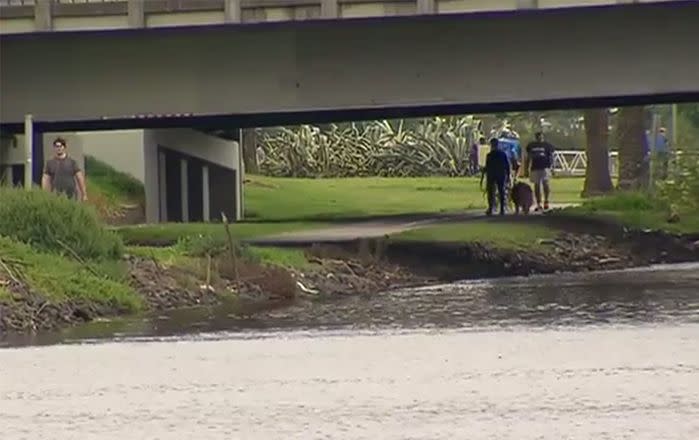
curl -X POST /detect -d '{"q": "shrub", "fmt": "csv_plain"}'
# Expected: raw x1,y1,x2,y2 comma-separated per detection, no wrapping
0,187,124,260
657,151,699,213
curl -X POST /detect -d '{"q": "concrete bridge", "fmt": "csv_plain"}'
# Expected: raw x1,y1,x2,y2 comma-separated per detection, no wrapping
0,0,680,34
1,0,697,131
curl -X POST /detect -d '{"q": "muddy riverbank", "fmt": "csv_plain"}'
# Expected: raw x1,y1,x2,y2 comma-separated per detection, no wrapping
2,216,699,335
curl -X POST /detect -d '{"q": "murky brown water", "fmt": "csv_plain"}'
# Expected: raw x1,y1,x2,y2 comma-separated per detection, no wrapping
2,263,699,439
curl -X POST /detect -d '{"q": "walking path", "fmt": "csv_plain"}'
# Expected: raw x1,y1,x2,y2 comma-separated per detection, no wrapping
248,204,577,245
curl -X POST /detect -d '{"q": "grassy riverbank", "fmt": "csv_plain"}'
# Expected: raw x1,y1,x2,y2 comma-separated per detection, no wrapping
3,159,699,335
558,192,699,235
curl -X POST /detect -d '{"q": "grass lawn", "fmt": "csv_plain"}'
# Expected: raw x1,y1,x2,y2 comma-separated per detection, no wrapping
392,220,557,250
559,192,699,235
243,175,584,221
115,221,327,245
85,156,145,219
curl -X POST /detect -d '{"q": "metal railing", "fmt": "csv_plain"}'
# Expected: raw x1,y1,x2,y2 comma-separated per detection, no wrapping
552,150,620,177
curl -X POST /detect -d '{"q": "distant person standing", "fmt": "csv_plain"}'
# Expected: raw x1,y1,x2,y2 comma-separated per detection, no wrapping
525,132,555,211
42,137,88,202
481,138,511,216
654,127,670,180
468,136,487,176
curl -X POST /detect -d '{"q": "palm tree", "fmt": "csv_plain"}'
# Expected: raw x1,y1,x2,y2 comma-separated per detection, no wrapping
582,108,613,197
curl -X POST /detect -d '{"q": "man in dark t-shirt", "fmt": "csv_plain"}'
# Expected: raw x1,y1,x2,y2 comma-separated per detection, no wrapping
525,132,555,211
42,137,88,202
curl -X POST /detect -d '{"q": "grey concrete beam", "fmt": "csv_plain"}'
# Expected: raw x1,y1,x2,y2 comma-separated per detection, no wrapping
517,0,538,8
320,0,338,18
34,0,52,31
127,0,145,28
416,0,436,15
2,2,698,124
225,0,242,23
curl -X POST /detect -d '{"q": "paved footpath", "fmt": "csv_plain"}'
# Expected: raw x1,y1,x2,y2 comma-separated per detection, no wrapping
248,204,576,245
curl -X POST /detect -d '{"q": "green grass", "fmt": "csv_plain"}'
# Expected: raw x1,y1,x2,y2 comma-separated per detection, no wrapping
0,285,10,300
244,175,584,221
0,187,124,260
246,246,310,269
85,155,145,220
127,244,310,270
115,222,327,245
392,220,558,250
561,192,699,234
0,236,142,312
85,155,144,203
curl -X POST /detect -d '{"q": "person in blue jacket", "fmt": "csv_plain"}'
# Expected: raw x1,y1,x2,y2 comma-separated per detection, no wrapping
481,138,511,216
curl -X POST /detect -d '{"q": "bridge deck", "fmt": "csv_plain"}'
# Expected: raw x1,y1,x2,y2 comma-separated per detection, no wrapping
0,0,683,34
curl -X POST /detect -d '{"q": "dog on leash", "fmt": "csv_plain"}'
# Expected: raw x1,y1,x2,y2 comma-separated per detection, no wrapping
510,180,534,215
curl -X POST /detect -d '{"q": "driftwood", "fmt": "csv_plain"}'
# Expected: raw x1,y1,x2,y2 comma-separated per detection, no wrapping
221,212,241,293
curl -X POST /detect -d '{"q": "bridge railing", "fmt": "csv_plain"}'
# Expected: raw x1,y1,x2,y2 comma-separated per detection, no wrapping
1,0,684,31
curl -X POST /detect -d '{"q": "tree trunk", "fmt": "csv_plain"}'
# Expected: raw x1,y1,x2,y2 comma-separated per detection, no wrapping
241,128,259,175
582,108,613,197
616,106,650,191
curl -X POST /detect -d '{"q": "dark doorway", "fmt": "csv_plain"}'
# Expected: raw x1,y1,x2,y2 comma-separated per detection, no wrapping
11,164,24,187
157,145,237,223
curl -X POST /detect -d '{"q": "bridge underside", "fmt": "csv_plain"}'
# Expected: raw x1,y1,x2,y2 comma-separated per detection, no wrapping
1,2,699,130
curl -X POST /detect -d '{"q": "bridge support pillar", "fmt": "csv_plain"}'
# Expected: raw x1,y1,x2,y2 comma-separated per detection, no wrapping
224,0,242,23
417,0,436,14
202,165,210,222
23,114,43,188
321,0,339,19
127,0,145,28
34,0,52,31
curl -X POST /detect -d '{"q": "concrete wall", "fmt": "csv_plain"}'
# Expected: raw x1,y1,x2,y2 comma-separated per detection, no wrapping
1,2,697,127
80,129,146,182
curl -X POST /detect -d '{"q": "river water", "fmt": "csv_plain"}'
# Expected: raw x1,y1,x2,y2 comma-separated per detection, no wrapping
2,263,699,439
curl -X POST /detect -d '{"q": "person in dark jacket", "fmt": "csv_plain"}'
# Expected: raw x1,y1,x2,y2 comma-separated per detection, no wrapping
481,138,511,216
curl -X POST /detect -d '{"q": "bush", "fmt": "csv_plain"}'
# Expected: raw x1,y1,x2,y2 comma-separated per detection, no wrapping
657,151,699,213
257,117,481,178
0,188,124,260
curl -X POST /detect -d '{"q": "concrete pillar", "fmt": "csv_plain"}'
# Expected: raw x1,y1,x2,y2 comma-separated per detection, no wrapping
6,166,14,187
235,136,243,221
127,0,145,28
517,0,538,8
224,0,242,23
34,0,52,31
24,115,34,190
24,114,43,187
202,165,210,222
321,0,339,19
180,158,189,222
416,0,436,14
158,151,167,222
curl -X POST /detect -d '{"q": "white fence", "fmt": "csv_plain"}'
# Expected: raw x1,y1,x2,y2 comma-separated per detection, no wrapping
552,150,690,178
552,150,619,177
